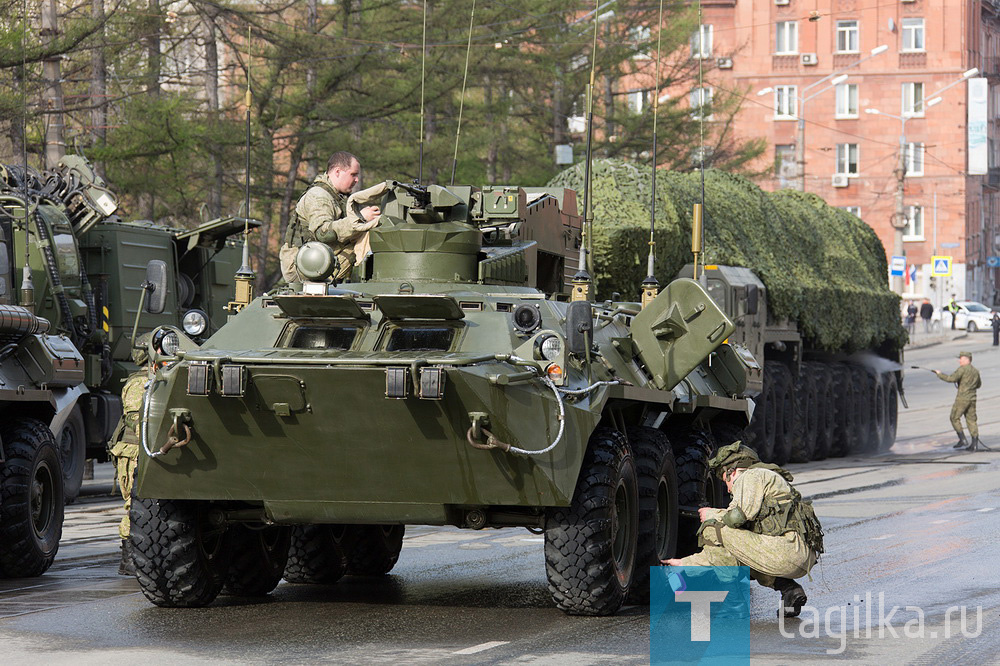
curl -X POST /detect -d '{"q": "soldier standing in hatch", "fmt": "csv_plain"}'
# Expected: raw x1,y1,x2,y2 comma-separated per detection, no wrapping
934,351,983,451
661,443,823,618
279,152,381,284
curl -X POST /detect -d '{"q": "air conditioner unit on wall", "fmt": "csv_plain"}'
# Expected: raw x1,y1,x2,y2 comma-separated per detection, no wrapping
775,0,790,5
717,57,733,69
901,0,915,3
832,174,850,188
801,53,818,66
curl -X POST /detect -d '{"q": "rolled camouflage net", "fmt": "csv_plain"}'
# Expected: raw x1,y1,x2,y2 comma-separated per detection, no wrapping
548,159,905,353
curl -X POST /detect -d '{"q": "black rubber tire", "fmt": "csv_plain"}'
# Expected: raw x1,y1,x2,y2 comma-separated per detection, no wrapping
674,429,726,557
748,370,776,461
808,362,836,461
0,418,64,578
284,524,350,584
57,406,86,504
829,363,856,457
544,428,638,616
223,524,291,596
850,365,877,454
768,363,794,465
344,525,405,576
626,426,678,605
130,498,232,607
789,368,817,463
880,374,899,452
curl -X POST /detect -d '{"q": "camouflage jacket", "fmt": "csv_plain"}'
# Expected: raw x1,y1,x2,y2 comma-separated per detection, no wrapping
937,364,981,400
725,467,824,554
286,174,353,249
112,370,148,449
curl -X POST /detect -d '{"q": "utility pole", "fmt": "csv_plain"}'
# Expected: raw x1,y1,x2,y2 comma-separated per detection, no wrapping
891,126,908,295
41,0,66,169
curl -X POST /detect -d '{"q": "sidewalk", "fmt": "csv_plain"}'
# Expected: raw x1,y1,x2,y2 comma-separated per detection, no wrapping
904,325,968,350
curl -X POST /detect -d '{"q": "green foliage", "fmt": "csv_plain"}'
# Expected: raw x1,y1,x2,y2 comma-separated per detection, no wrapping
549,159,905,353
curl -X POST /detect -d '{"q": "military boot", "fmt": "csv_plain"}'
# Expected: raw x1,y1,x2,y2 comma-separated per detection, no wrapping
118,539,135,576
773,578,807,618
952,432,968,449
965,436,982,452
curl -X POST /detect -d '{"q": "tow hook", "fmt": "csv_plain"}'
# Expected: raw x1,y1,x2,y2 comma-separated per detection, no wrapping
161,408,193,455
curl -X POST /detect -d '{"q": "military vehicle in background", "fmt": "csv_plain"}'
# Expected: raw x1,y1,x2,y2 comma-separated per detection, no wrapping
131,180,757,615
1,155,258,503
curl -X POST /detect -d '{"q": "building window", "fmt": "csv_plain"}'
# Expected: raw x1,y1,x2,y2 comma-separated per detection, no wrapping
776,21,798,54
901,18,925,52
630,25,651,59
842,206,861,218
835,83,858,118
690,87,713,119
836,20,859,53
836,143,859,175
774,85,797,119
691,24,713,59
905,142,925,176
904,204,924,240
902,82,924,116
627,90,648,114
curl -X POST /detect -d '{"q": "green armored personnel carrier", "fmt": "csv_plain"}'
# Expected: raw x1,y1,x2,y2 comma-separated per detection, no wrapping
132,181,758,615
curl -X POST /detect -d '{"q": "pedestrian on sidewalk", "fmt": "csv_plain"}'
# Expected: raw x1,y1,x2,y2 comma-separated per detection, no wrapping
905,300,918,336
920,298,934,334
992,312,999,346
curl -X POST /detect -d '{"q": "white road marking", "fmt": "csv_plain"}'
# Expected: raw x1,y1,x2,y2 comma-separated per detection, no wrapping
976,507,995,513
872,534,895,540
520,537,545,542
453,641,510,655
931,519,950,524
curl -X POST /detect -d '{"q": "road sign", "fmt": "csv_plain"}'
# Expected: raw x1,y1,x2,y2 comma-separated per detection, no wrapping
988,256,1000,268
931,255,953,277
890,255,906,277
940,242,960,249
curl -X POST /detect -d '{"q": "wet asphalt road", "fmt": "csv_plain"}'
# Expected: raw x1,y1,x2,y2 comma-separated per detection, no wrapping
1,336,998,664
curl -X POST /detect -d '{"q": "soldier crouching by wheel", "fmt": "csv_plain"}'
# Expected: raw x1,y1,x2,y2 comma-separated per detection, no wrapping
108,332,160,575
662,442,824,618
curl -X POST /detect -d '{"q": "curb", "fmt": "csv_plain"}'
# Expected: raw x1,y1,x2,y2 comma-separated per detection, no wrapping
905,332,968,351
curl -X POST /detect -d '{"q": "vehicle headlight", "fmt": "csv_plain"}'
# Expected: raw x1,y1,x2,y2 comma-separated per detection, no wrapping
537,334,563,361
159,331,180,357
182,309,208,336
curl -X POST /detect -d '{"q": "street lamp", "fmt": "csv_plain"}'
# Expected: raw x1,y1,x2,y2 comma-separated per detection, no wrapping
757,44,888,191
865,67,979,295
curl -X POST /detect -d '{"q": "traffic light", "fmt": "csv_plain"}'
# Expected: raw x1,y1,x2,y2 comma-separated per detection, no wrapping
929,276,937,290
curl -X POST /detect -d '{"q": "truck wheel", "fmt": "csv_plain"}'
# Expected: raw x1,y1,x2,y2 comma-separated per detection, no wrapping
675,429,726,557
344,525,405,576
545,428,637,616
284,524,350,584
749,371,776,461
57,406,86,504
850,366,876,454
0,418,64,578
626,427,678,604
763,364,793,464
130,498,231,607
788,369,817,463
223,524,291,596
806,362,835,461
829,364,855,457
879,374,899,452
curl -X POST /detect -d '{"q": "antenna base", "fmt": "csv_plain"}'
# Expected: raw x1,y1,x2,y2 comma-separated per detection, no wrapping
571,270,592,303
640,277,659,309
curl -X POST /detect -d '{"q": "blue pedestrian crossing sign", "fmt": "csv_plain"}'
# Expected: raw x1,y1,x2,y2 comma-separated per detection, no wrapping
931,255,952,277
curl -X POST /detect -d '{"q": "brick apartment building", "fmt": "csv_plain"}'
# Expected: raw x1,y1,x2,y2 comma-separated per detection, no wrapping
656,0,1000,308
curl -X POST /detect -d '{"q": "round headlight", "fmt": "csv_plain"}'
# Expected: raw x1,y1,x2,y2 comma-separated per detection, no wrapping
538,334,563,361
159,331,180,357
182,309,208,336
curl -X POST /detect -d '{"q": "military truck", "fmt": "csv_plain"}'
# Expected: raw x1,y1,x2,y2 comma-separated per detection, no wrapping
0,157,258,502
131,181,757,615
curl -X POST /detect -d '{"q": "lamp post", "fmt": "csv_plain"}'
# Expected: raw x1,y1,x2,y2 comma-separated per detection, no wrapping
758,44,888,191
865,67,979,295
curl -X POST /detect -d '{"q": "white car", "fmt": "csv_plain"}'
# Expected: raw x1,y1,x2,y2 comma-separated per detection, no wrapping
946,300,996,332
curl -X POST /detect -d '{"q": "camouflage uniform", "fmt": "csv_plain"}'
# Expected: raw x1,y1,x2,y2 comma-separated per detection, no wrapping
110,369,146,540
936,352,981,448
280,173,372,283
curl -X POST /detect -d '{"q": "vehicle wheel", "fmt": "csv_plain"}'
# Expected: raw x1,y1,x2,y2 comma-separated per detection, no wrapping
544,428,638,616
748,371,776,461
829,364,855,457
344,525,405,576
880,374,899,452
850,366,877,454
967,321,977,333
674,429,726,558
808,362,835,460
130,498,232,607
57,406,86,504
788,368,816,463
626,426,678,605
764,363,793,464
0,418,64,578
284,524,350,584
223,524,291,596
872,372,886,453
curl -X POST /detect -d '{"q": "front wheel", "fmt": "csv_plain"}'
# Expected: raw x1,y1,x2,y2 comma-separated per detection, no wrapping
627,427,678,604
967,321,978,333
57,406,86,504
130,498,232,607
0,418,64,577
545,428,638,616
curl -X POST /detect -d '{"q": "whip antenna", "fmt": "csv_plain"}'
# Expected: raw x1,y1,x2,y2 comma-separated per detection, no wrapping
692,0,707,282
450,0,476,186
571,1,601,303
227,26,255,314
18,0,34,312
641,0,666,309
417,0,427,184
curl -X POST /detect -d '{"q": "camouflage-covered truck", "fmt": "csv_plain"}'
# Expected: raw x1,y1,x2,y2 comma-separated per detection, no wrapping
0,156,258,502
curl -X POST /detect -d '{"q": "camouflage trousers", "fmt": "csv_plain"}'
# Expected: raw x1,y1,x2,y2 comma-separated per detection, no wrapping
110,440,139,539
950,397,978,438
675,525,816,588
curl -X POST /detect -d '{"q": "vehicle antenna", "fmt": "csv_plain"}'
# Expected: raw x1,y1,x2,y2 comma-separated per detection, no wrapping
641,0,666,310
571,1,601,303
417,0,427,184
692,0,706,283
227,26,255,315
18,0,34,313
450,0,476,186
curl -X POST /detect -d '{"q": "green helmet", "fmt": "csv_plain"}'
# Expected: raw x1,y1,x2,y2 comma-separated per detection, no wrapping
708,441,760,477
132,332,152,366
